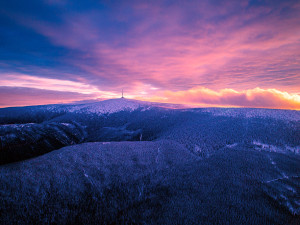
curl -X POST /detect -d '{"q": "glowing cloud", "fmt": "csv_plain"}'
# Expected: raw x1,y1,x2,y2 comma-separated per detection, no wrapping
0,73,118,98
149,87,300,110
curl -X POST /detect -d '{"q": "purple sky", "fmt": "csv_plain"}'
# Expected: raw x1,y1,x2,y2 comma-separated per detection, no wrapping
1,0,300,109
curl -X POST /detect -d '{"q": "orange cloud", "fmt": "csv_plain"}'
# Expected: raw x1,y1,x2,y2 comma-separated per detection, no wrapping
147,87,300,110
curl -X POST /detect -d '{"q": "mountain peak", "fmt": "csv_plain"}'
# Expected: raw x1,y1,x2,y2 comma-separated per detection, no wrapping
67,98,144,115
63,98,186,115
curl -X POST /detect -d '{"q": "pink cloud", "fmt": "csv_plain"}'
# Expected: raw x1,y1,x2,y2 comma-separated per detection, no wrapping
148,87,300,110
61,6,299,93
3,1,299,108
0,87,96,108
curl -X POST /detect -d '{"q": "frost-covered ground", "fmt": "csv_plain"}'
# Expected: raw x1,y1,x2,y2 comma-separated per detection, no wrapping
0,98,299,224
0,141,299,224
197,107,300,121
252,140,300,154
0,122,86,164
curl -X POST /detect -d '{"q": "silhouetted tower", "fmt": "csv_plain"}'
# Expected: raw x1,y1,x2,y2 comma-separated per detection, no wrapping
122,89,124,98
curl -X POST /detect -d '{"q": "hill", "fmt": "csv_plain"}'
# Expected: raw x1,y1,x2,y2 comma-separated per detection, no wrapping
0,98,299,224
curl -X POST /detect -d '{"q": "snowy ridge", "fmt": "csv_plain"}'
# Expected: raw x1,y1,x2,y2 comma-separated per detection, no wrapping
68,98,144,114
199,108,300,121
44,98,182,115
3,98,299,121
252,140,300,154
39,98,145,115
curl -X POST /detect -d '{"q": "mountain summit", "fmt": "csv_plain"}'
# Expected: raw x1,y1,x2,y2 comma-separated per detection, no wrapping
44,98,184,115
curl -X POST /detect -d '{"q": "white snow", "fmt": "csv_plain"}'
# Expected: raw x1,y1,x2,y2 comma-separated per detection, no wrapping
252,140,300,154
200,108,300,121
43,98,182,115
194,145,202,153
68,98,143,114
2,123,36,128
226,143,238,148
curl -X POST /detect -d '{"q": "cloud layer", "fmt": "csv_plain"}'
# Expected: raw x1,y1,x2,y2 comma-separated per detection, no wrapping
0,0,299,109
150,87,300,110
0,86,95,108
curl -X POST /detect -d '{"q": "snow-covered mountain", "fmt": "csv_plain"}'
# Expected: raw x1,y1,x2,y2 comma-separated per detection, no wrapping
198,107,300,121
1,98,299,121
44,98,184,115
0,140,299,224
0,98,299,224
1,98,299,165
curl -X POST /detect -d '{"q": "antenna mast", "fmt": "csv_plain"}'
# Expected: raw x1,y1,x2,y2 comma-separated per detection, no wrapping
122,89,124,98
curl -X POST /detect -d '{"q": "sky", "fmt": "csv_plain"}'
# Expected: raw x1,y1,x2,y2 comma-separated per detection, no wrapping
0,0,300,109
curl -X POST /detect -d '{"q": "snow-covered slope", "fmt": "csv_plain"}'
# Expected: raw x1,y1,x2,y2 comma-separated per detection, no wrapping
0,141,298,224
1,98,299,121
44,98,182,115
0,98,299,224
196,107,300,121
1,98,299,165
68,98,149,114
0,122,86,164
